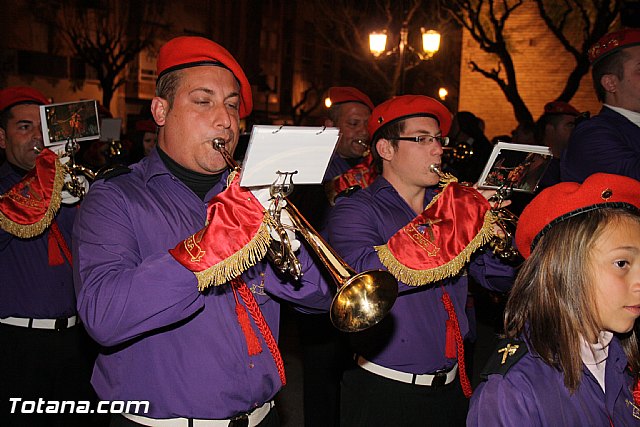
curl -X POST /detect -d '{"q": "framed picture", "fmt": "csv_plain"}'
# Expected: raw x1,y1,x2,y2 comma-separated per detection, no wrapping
477,142,553,193
40,100,100,147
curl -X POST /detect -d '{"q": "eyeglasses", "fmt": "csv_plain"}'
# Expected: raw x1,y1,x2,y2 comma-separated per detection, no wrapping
393,134,449,146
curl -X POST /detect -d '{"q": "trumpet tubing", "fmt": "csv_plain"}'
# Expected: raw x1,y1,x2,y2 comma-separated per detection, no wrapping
213,138,398,332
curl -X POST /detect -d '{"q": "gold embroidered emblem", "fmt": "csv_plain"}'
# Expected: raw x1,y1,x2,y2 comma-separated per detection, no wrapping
184,233,205,262
498,344,519,364
625,399,640,419
405,218,442,257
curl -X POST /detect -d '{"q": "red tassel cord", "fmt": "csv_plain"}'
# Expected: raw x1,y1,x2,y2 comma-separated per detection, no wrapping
48,220,72,266
231,283,262,356
441,288,473,398
231,278,286,386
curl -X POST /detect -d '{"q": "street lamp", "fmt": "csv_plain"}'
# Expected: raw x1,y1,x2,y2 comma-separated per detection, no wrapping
369,22,441,94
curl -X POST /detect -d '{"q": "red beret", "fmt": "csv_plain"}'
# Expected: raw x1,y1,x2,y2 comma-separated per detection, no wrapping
135,119,157,133
515,173,640,259
328,87,374,111
368,95,452,141
0,86,48,113
588,28,640,64
156,36,253,118
544,101,580,116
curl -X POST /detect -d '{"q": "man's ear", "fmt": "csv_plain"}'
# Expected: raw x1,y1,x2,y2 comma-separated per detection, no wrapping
151,97,169,126
600,74,618,94
376,138,395,161
0,128,6,150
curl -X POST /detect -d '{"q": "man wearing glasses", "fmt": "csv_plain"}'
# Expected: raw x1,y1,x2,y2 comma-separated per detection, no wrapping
326,95,514,426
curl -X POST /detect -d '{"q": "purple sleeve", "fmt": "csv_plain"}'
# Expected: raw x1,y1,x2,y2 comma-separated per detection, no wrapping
262,244,334,314
326,194,389,276
467,375,539,426
469,251,516,293
73,183,204,347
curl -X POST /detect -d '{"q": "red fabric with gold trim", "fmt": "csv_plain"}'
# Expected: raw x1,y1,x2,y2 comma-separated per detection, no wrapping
329,154,377,200
376,182,494,285
0,149,59,226
170,174,271,290
388,183,488,269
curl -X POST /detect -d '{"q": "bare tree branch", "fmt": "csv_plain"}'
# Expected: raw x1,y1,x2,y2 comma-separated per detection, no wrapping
443,0,532,124
29,0,170,109
534,0,620,101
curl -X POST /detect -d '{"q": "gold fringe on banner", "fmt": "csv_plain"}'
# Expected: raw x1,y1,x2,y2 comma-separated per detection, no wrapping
0,158,65,238
374,210,498,286
194,214,276,291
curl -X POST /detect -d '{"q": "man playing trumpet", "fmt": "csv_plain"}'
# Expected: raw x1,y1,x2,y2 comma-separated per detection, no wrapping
327,95,515,426
0,86,98,426
73,36,333,426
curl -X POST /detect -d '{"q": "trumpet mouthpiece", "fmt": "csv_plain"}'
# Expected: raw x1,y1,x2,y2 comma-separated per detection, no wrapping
354,139,368,149
212,138,227,150
33,146,42,154
429,164,441,174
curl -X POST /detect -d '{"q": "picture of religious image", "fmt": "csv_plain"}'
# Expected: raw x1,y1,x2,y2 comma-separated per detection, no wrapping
40,100,100,146
478,142,553,193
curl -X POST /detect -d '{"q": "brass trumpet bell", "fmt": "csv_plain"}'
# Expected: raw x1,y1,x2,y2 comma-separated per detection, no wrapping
331,270,398,332
213,137,399,333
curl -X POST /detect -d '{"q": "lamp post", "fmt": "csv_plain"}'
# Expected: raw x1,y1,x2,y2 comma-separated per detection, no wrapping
369,20,441,95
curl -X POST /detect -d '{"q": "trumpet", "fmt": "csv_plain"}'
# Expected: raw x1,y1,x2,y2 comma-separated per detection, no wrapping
353,138,369,156
35,140,95,200
213,138,398,332
429,164,521,262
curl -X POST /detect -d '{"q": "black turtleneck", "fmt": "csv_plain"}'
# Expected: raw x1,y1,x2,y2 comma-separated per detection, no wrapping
157,147,223,200
8,162,30,177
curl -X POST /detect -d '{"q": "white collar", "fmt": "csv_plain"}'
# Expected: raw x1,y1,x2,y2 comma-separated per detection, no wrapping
604,104,640,128
580,331,613,366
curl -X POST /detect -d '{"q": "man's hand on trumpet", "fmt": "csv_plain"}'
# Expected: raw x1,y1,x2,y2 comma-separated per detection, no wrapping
252,186,300,252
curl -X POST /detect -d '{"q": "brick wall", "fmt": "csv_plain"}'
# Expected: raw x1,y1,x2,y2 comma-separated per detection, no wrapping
458,1,603,140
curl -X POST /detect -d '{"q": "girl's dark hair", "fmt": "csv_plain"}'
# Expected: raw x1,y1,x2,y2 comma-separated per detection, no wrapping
505,208,640,391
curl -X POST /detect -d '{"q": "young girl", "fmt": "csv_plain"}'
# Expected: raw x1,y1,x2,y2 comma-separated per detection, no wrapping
468,173,640,426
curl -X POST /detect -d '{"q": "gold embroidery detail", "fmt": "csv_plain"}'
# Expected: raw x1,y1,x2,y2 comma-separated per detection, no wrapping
498,344,519,364
625,399,640,420
404,219,441,257
0,157,65,238
193,214,276,291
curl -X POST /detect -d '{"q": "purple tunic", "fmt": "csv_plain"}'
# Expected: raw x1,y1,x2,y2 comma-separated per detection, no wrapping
561,106,640,183
467,337,639,426
73,151,332,419
327,177,514,374
0,161,77,318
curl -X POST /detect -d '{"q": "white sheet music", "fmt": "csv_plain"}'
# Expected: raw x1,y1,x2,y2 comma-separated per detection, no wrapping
239,125,340,187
